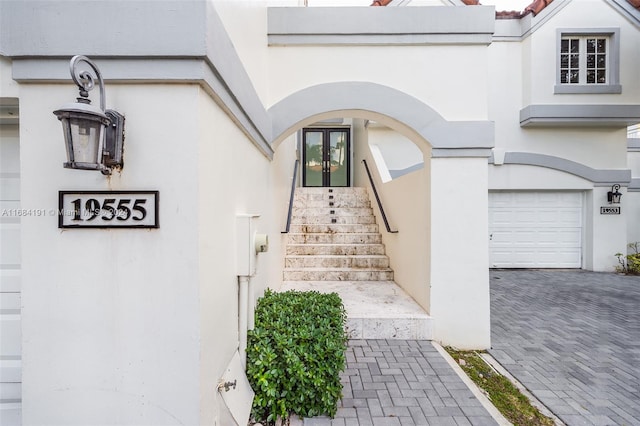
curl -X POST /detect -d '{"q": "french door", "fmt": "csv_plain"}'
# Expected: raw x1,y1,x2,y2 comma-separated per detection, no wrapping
302,128,350,187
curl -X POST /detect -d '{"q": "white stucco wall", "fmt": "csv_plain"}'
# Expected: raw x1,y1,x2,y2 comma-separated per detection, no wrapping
431,157,490,349
527,0,640,106
367,125,423,173
490,34,629,170
1,57,19,98
353,121,432,312
17,79,291,425
269,45,489,121
20,84,202,425
213,0,270,107
627,146,640,244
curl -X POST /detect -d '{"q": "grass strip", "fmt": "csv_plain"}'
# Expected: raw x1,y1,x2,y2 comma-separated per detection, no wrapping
445,347,555,426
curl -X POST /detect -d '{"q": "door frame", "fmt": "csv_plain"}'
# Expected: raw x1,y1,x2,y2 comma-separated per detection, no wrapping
301,127,351,187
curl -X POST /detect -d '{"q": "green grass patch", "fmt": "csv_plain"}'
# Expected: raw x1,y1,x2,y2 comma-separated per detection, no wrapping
445,347,555,426
247,290,348,425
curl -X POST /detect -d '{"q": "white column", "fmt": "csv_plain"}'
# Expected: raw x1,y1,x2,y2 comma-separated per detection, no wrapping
430,157,491,350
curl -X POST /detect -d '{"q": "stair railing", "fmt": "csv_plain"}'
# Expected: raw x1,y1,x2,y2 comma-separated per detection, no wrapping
281,159,300,234
362,159,398,233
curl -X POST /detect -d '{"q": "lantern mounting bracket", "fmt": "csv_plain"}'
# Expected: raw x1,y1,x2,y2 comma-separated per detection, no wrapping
53,55,125,175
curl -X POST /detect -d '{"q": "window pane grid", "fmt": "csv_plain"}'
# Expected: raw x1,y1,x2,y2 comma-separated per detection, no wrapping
586,38,607,84
560,35,608,86
560,38,580,84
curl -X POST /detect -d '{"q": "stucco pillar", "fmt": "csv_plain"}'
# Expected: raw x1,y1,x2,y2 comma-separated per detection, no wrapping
430,157,490,350
585,186,628,271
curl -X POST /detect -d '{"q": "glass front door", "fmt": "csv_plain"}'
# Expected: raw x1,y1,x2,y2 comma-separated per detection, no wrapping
303,128,350,187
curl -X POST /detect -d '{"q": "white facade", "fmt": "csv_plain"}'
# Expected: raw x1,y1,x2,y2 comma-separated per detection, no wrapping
0,0,639,424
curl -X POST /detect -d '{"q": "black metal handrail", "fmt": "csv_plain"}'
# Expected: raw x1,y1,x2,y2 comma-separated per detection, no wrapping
362,159,398,233
281,159,300,233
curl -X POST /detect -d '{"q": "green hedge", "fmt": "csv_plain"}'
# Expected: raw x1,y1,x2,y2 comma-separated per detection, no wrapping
616,242,640,275
246,290,347,424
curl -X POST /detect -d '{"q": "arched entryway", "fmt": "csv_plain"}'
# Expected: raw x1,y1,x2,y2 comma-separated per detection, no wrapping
269,82,494,348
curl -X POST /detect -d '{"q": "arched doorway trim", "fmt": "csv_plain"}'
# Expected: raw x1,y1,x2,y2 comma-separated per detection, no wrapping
268,82,494,153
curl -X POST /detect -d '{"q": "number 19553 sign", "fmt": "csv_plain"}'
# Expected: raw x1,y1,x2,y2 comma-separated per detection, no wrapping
59,191,159,228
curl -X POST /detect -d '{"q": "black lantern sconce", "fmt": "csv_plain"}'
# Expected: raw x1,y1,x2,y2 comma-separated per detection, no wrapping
53,55,124,175
607,184,622,204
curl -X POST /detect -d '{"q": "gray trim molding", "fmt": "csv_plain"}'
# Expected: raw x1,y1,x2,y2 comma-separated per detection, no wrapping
493,0,571,41
520,104,640,127
491,152,632,186
628,138,640,151
629,178,640,192
268,82,494,152
554,28,621,94
267,7,495,46
389,163,424,179
605,0,640,29
0,0,273,159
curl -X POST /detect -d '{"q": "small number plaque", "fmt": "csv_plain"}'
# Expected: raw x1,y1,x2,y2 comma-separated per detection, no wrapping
59,191,159,228
600,206,620,215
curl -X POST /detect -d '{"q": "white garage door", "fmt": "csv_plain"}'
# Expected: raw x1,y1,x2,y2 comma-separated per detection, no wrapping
1,122,21,425
489,191,583,268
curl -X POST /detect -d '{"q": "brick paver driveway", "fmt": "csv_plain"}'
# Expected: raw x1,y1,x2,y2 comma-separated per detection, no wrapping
489,270,640,426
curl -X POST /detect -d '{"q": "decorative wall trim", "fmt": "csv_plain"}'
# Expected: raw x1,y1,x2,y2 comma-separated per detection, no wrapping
520,104,640,127
0,0,273,159
628,138,640,151
605,0,640,29
493,0,571,41
629,178,640,192
489,151,632,186
267,7,495,46
389,163,424,179
269,82,494,152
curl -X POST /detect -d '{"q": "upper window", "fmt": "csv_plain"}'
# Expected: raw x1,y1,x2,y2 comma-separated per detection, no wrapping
555,29,621,94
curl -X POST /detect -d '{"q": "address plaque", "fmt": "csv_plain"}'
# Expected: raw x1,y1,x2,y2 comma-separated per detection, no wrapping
59,191,159,228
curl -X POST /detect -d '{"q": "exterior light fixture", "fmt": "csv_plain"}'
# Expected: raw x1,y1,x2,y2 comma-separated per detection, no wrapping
607,184,622,204
53,55,124,175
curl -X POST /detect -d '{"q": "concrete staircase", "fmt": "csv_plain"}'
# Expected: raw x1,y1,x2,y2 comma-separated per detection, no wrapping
281,187,432,340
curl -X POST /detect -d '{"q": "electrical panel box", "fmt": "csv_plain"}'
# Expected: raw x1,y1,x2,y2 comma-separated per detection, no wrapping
236,214,264,276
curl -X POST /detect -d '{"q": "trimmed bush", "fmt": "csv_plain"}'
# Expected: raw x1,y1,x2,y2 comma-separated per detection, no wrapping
615,242,640,275
246,290,347,424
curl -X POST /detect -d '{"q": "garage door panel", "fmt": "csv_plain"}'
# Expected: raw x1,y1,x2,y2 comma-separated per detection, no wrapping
489,192,583,268
0,177,20,201
0,224,21,266
0,403,21,426
0,271,20,293
1,124,21,425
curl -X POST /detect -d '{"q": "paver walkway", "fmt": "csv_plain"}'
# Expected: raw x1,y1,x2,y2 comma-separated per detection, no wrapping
489,270,640,426
305,340,498,426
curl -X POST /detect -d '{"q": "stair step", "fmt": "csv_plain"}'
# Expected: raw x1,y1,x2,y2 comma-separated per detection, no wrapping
296,187,368,195
286,244,386,255
289,224,379,233
280,281,432,340
282,187,431,340
292,215,376,225
287,233,382,244
285,255,390,269
292,207,374,216
283,268,394,281
294,199,371,208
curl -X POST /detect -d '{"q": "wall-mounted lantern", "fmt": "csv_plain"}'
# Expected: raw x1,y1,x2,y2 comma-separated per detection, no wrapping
607,184,622,204
53,55,124,175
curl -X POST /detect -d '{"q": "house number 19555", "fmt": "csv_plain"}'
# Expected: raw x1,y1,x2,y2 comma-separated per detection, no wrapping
70,198,148,222
59,191,159,228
